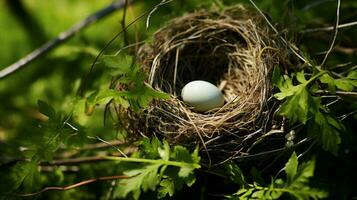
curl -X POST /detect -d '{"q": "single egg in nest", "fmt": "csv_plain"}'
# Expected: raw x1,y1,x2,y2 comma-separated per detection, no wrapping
181,80,224,112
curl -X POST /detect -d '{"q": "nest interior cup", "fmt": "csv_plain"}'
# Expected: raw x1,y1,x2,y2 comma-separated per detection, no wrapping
124,6,284,163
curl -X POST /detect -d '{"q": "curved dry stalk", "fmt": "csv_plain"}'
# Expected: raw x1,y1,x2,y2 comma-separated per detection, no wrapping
320,0,341,67
16,175,129,197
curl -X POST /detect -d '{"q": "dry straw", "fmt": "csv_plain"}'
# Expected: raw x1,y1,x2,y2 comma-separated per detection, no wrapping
118,6,291,164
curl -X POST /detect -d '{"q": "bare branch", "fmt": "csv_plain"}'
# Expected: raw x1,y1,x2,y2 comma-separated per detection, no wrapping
0,0,133,79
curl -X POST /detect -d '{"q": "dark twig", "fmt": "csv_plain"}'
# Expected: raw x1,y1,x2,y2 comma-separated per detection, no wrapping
16,175,129,197
0,0,133,79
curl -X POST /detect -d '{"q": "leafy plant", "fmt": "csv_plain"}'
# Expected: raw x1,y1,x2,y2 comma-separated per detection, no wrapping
272,67,356,154
227,152,327,200
0,100,86,198
83,55,169,113
102,138,200,199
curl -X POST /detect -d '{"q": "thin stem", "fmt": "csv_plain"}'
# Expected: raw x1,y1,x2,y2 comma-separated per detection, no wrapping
320,0,341,68
78,0,171,96
306,71,326,85
104,156,201,169
42,155,201,169
248,0,312,67
146,0,173,29
301,21,357,33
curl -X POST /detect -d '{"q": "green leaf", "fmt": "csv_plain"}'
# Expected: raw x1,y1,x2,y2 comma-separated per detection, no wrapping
115,164,161,200
347,70,357,79
158,140,170,161
274,75,300,100
140,137,161,159
171,146,200,179
319,73,336,92
225,162,246,185
284,152,298,185
123,85,169,112
25,101,86,161
90,89,130,108
278,87,310,124
308,112,342,155
0,161,40,196
230,154,328,199
102,55,133,76
296,71,307,84
112,139,200,200
290,159,315,188
335,79,354,92
273,71,321,124
319,73,357,92
96,54,169,112
158,178,175,198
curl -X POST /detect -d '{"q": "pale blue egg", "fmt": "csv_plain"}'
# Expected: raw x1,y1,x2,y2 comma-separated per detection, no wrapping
181,80,224,112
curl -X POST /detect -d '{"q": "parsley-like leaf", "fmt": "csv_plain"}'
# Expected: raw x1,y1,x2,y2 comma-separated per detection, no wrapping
115,164,161,199
229,152,328,200
319,73,357,92
308,112,342,155
91,55,169,112
272,67,344,154
112,138,200,200
285,152,298,185
157,178,175,198
273,68,319,124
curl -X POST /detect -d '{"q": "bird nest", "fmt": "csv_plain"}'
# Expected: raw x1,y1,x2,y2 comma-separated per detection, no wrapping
117,6,290,164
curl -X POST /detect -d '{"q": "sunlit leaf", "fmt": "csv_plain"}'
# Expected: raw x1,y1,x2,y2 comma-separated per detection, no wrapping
285,152,298,185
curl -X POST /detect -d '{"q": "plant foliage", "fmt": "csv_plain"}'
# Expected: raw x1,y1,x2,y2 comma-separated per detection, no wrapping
227,152,328,200
111,138,200,199
272,66,356,155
